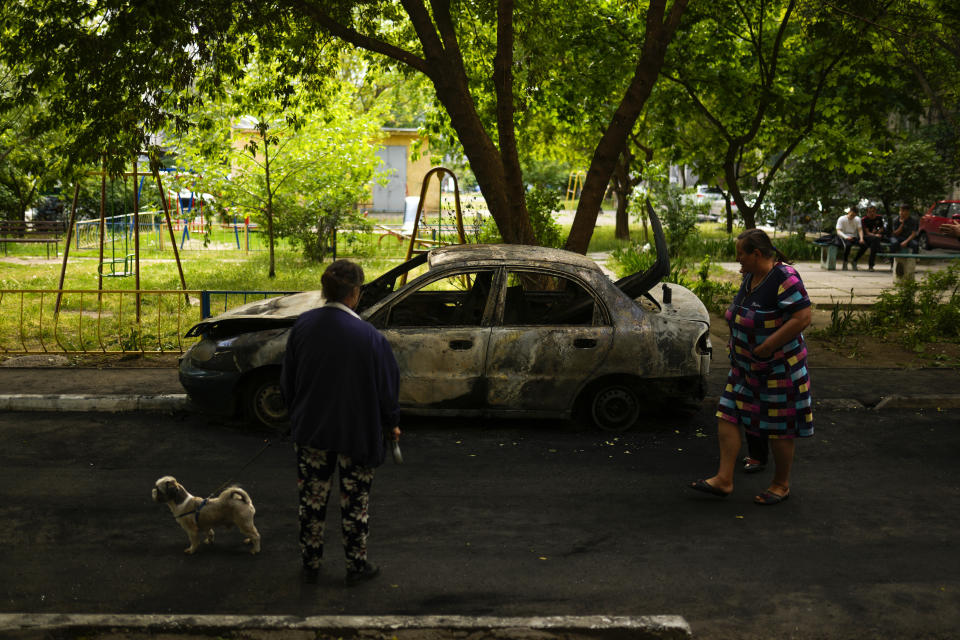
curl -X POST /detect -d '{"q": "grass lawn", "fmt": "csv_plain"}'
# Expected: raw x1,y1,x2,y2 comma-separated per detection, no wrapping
0,218,745,354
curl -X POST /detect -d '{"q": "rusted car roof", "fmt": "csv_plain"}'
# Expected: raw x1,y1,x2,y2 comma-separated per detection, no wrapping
428,244,602,272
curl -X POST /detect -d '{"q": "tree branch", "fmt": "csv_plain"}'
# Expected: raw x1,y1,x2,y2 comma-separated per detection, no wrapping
294,0,430,74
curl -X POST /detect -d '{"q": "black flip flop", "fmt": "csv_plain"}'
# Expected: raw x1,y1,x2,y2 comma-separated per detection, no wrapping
689,478,731,497
754,490,790,505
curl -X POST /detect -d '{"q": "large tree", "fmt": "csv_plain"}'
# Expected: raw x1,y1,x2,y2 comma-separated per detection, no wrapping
0,0,688,253
650,0,906,230
0,68,73,221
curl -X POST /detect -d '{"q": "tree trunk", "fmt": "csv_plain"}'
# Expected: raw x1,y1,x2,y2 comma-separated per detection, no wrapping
611,151,632,241
263,131,276,278
307,0,684,250
565,0,688,254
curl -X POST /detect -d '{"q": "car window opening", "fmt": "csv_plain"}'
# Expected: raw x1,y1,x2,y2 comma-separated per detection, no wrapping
503,271,596,326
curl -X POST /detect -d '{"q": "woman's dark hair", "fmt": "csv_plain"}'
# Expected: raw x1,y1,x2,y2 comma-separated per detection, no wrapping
737,228,791,264
321,259,365,302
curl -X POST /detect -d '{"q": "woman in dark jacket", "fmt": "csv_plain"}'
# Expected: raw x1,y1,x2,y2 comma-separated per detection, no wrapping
281,259,401,585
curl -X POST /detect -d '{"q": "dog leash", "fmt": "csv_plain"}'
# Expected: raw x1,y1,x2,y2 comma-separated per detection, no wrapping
208,435,280,497
176,432,285,520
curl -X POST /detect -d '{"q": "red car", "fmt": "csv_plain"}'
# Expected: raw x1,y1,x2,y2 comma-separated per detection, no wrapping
919,200,960,251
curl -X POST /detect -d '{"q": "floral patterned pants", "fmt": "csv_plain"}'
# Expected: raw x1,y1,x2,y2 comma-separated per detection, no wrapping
295,445,374,572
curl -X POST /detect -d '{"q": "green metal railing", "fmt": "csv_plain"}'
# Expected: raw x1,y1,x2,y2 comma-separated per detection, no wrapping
0,289,204,354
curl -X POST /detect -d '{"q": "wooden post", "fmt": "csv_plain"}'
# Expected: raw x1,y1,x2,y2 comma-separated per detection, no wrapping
97,165,107,296
152,164,190,305
54,182,81,316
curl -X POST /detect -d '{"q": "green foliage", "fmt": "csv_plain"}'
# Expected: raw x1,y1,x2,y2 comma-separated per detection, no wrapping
641,163,703,256
610,245,737,314
0,78,72,221
849,137,953,213
476,186,563,249
688,256,739,314
610,243,657,277
171,64,384,272
818,292,859,341
525,186,564,249
520,158,570,193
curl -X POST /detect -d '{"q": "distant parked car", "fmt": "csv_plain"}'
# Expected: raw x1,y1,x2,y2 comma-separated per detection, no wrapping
919,200,960,251
179,208,712,432
684,186,724,221
694,185,725,202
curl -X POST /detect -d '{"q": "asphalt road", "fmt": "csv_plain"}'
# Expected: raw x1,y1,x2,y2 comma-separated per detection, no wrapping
1,406,958,639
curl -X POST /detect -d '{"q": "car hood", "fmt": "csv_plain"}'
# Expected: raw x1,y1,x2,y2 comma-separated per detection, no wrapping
184,254,430,339
184,291,327,338
644,282,710,325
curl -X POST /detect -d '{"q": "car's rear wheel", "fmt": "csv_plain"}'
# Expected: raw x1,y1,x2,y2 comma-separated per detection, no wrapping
242,370,288,431
919,231,931,251
589,383,641,432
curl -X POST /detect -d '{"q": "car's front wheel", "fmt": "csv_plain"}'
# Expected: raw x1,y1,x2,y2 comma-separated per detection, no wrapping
919,231,931,251
589,383,641,432
242,370,288,431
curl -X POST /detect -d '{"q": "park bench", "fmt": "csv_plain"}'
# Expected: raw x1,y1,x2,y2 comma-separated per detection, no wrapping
876,251,960,283
0,220,66,259
812,239,839,270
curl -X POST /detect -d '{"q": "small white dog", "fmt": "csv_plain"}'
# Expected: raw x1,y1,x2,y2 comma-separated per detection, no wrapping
152,475,261,555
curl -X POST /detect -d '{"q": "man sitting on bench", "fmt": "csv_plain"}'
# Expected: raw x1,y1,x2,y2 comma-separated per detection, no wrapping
888,204,919,254
854,204,886,271
835,206,864,270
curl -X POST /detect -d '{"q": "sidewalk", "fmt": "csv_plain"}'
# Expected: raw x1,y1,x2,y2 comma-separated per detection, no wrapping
0,363,958,412
589,253,946,308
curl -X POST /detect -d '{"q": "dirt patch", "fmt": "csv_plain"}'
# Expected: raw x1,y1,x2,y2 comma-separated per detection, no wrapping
0,352,181,368
709,309,960,369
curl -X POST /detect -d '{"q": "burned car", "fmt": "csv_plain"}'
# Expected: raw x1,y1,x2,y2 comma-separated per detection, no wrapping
180,208,711,431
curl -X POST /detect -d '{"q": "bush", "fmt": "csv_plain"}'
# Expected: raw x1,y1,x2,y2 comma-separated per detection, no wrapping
610,242,657,277
475,185,563,248
688,256,738,314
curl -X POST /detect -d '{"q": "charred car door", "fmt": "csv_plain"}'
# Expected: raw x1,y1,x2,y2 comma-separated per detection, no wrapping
369,268,496,412
483,268,613,414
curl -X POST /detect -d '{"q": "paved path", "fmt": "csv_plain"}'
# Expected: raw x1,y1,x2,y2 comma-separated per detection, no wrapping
590,252,939,308
716,260,951,308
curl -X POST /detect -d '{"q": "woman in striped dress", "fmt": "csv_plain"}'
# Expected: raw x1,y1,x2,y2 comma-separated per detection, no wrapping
690,229,813,505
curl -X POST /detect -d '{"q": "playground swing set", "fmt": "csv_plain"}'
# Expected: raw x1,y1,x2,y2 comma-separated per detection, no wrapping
96,174,138,278
54,157,190,317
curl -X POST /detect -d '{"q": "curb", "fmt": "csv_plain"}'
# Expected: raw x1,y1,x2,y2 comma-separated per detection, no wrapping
1,394,959,414
0,393,189,413
704,395,960,411
0,613,692,640
874,394,960,410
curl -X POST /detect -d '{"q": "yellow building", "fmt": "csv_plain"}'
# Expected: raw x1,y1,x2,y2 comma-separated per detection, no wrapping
232,120,434,215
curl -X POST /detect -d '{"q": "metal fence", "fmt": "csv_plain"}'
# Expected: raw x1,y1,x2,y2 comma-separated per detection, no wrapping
73,212,268,253
0,289,304,354
0,289,202,354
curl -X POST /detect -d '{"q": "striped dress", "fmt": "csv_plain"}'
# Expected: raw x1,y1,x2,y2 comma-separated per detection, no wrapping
716,262,813,438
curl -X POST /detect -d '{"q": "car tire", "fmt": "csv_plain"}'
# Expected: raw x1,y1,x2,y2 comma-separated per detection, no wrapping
242,370,288,431
919,231,931,251
589,383,641,432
